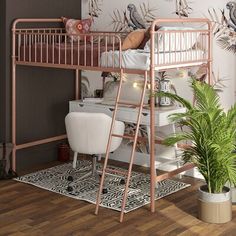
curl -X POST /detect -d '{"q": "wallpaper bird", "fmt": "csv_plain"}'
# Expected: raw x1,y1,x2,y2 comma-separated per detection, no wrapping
127,4,146,29
226,1,236,31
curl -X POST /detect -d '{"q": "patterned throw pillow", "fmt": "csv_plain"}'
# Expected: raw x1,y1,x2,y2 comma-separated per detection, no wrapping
62,17,92,42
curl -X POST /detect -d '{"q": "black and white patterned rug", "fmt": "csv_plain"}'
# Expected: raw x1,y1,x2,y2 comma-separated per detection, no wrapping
15,160,190,213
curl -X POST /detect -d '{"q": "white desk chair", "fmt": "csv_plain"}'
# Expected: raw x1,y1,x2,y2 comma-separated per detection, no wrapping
65,112,125,191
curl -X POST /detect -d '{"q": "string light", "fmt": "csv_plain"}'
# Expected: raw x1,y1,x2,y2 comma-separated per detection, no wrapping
133,82,138,88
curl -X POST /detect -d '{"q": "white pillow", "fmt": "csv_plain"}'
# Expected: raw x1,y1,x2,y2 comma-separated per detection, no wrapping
144,26,200,52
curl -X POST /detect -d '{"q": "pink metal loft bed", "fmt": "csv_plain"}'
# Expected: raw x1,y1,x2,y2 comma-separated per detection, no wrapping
12,17,213,221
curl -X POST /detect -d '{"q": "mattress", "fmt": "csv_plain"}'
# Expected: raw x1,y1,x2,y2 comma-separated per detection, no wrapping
101,49,205,70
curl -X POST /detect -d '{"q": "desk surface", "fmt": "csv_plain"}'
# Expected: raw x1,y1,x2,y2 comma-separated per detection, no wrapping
69,100,186,127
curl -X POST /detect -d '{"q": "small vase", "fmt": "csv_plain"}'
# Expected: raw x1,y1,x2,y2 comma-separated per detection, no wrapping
159,79,172,106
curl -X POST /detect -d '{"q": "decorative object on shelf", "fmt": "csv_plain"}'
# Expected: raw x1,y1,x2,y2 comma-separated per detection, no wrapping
159,78,172,106
156,71,177,107
158,80,236,223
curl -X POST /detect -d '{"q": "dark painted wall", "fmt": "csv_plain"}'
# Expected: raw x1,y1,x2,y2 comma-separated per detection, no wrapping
0,0,7,142
0,0,81,171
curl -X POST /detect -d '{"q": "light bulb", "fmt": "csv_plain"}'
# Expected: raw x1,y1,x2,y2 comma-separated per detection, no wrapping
133,82,138,88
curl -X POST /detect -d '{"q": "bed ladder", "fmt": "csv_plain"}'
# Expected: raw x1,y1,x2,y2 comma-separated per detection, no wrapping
95,70,148,222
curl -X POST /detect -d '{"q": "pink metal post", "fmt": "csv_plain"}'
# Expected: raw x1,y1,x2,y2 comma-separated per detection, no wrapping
149,21,156,213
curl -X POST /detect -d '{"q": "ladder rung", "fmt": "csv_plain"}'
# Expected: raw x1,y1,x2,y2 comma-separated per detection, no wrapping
105,168,128,176
112,134,135,140
157,158,183,168
117,101,142,108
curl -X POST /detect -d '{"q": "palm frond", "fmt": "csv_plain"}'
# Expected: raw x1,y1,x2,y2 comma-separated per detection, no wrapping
207,8,228,36
217,36,236,54
110,9,130,32
139,2,157,23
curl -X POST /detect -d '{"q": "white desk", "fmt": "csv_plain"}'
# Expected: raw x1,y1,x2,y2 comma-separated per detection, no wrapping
69,100,186,127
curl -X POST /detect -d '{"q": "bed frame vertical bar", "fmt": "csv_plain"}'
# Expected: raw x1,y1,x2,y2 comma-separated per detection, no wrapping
65,35,67,65
29,33,32,62
91,35,93,67
75,69,80,100
150,22,156,213
207,21,213,85
12,21,17,171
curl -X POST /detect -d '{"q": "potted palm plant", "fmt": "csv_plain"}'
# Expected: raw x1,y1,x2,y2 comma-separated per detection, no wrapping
157,80,236,223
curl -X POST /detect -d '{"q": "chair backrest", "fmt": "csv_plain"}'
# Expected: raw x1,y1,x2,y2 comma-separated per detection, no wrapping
65,112,125,155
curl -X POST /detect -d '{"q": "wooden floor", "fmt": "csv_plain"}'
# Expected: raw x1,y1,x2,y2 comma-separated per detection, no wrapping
0,161,236,236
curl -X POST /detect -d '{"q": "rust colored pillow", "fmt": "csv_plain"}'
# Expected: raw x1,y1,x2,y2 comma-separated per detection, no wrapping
137,26,161,49
121,29,146,50
62,17,92,42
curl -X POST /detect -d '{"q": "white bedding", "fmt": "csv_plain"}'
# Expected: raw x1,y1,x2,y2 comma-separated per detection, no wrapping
101,49,205,70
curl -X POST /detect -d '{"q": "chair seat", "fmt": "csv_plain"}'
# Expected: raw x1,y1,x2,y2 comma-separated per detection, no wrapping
65,112,125,182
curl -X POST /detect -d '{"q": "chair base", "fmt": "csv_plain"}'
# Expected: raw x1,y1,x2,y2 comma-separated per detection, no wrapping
66,155,100,192
67,154,125,193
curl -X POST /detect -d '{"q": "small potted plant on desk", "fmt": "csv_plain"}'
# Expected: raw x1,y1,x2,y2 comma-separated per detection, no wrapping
157,79,236,223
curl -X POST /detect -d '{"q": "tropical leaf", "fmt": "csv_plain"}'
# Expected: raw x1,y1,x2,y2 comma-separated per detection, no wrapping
110,9,130,32
217,36,236,54
89,0,102,18
139,2,157,23
206,8,228,36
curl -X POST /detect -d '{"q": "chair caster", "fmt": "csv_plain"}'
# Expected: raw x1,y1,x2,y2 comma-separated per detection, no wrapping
120,179,125,185
102,188,108,194
67,186,73,192
67,176,73,182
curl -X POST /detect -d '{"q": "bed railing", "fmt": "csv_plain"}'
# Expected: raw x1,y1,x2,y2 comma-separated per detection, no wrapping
12,18,212,73
150,18,212,72
13,30,124,69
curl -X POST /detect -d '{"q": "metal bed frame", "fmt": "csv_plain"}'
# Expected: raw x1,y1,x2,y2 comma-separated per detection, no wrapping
12,17,212,221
